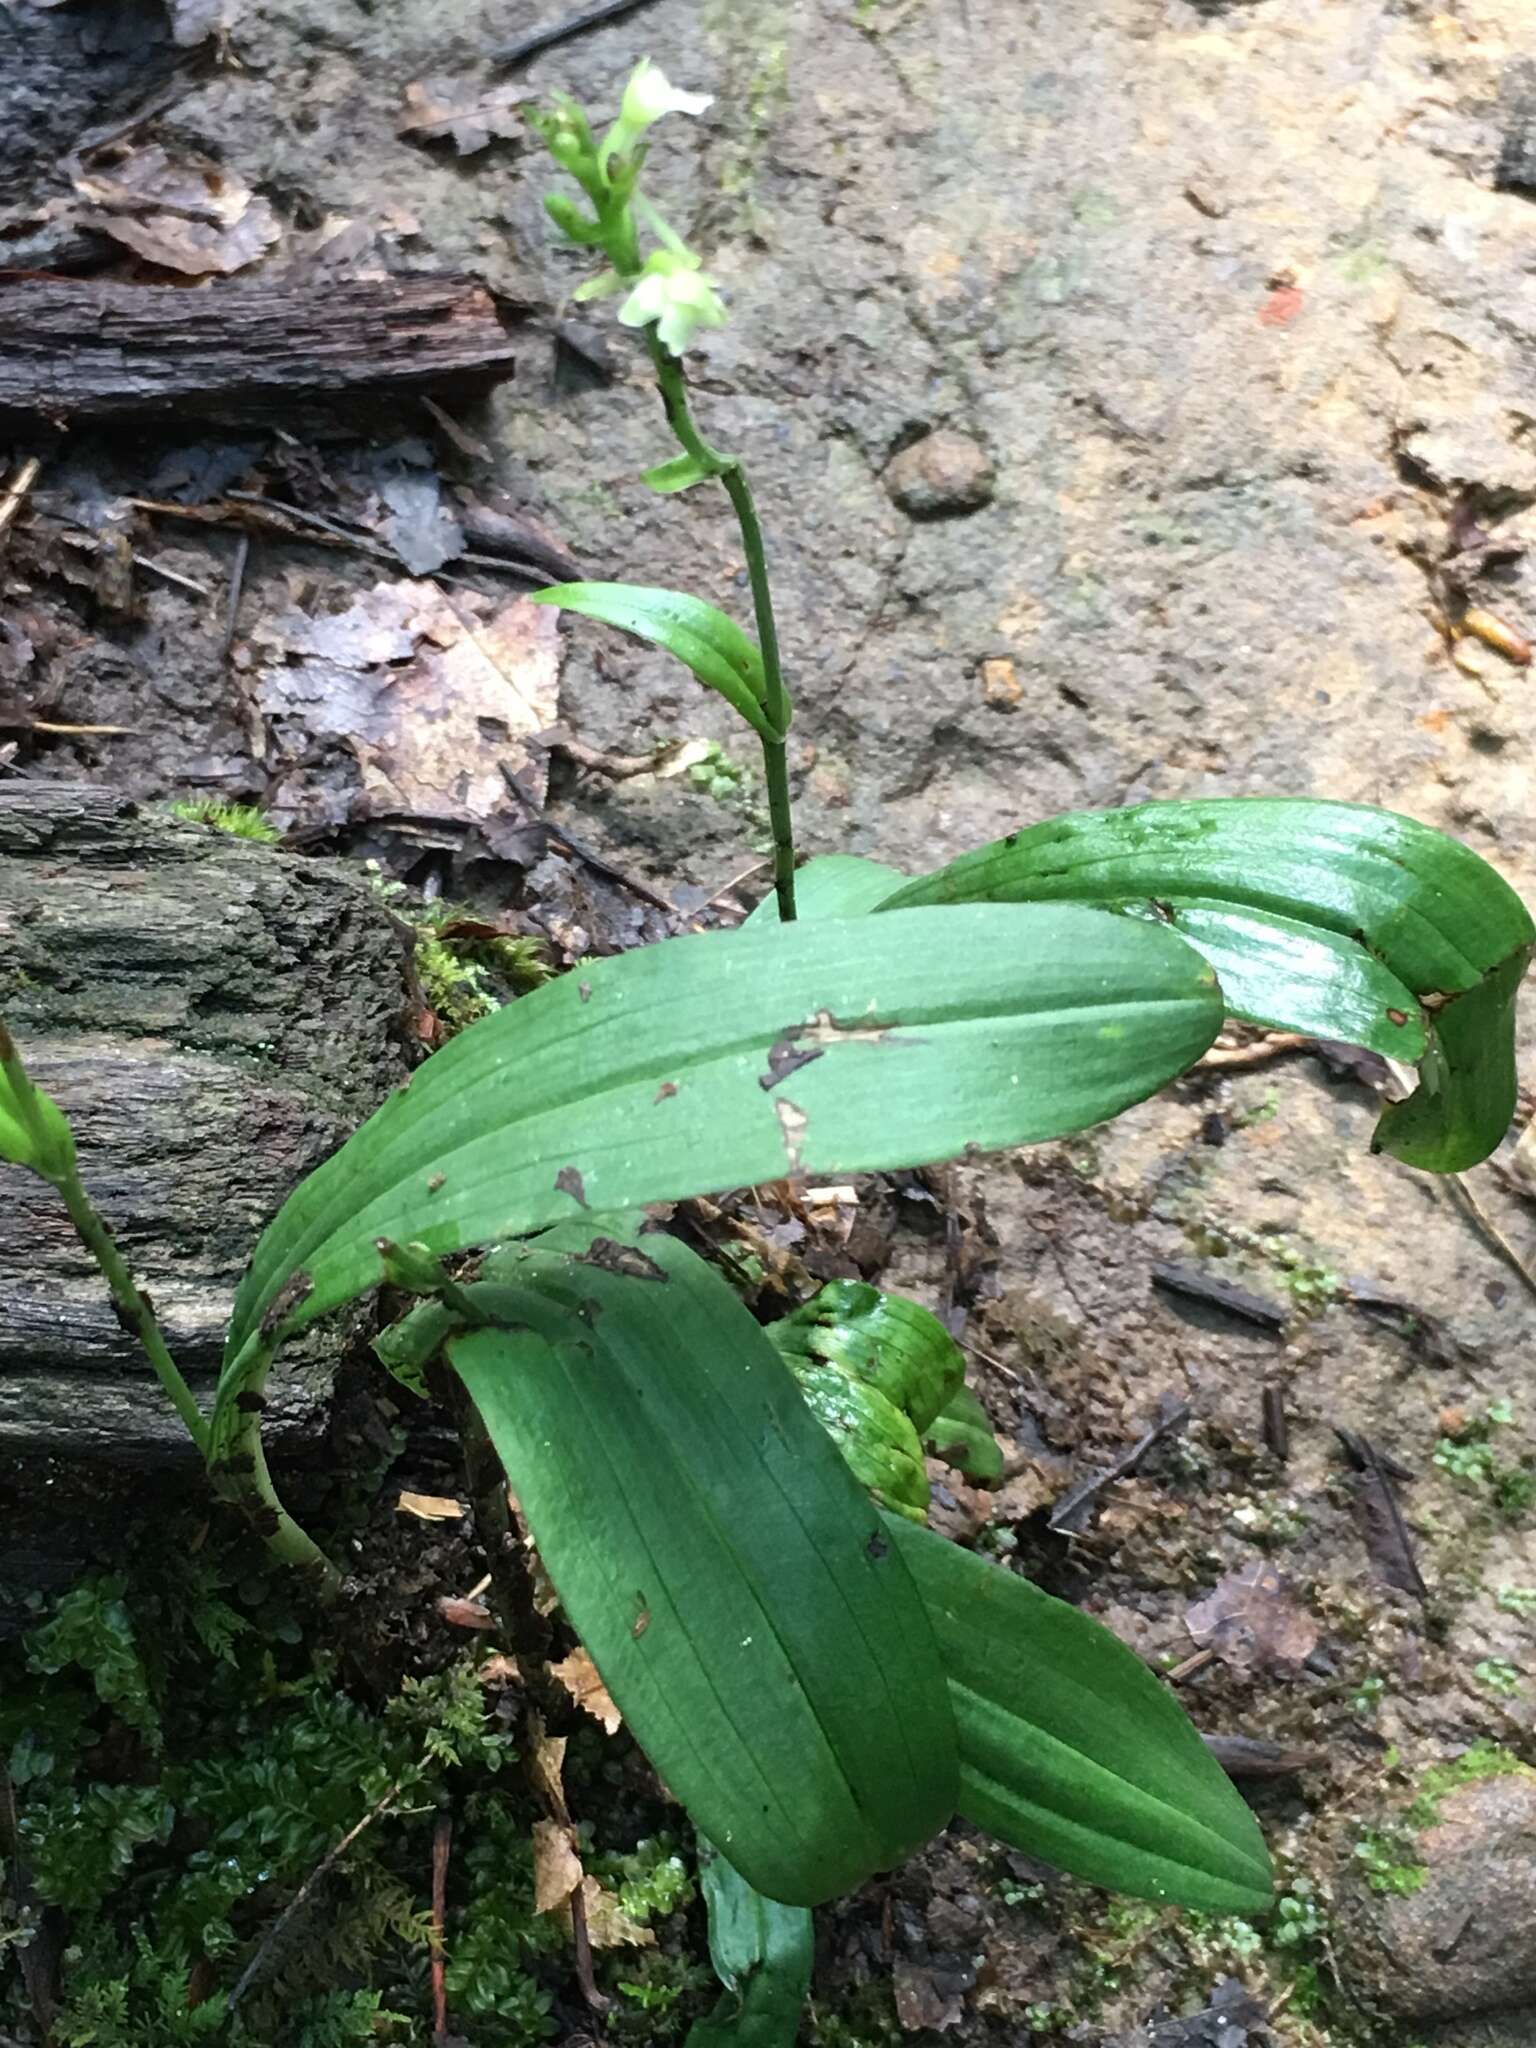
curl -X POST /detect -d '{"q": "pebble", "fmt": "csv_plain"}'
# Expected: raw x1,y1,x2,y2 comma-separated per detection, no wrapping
884,430,996,518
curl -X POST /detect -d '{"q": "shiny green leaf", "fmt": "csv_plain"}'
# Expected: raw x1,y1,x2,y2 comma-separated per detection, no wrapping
888,1517,1273,1913
882,799,1534,1171
783,1358,931,1522
446,1231,957,1905
222,903,1223,1363
925,1384,1004,1484
529,580,776,737
687,1844,813,2048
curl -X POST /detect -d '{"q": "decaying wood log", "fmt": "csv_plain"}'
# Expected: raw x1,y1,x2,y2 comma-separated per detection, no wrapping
0,274,525,423
0,782,411,1485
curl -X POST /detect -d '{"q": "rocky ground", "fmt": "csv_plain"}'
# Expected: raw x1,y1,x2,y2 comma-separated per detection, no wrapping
4,0,1536,2042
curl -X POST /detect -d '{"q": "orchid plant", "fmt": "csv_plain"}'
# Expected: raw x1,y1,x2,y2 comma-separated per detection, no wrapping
3,57,1532,2048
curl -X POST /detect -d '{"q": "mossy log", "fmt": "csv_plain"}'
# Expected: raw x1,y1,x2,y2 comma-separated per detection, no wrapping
0,783,411,1610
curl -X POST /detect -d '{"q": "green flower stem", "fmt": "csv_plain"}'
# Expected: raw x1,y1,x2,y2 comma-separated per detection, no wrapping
645,333,798,922
53,1172,210,1454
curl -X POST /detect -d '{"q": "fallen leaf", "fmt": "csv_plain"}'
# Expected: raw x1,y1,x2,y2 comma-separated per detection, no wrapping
379,470,465,577
529,1718,569,1824
550,1647,623,1735
532,1818,583,1914
1186,1560,1318,1674
436,1596,495,1630
1258,283,1304,328
573,1876,656,1950
396,1490,466,1522
73,145,280,277
894,1959,964,2033
254,581,559,830
399,78,532,156
477,1653,522,1686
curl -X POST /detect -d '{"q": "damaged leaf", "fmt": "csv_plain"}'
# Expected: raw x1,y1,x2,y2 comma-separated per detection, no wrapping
221,901,1221,1351
882,798,1535,1171
399,78,532,155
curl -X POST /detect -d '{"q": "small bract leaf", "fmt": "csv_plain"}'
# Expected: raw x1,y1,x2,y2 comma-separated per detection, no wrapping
925,1384,1005,1485
642,451,713,494
530,581,775,736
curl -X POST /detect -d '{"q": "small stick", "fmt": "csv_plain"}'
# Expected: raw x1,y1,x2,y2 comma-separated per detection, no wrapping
0,456,42,547
490,0,660,71
1165,1647,1217,1684
1447,1172,1536,1305
222,531,250,658
228,1782,401,2010
1262,1383,1290,1462
133,552,213,598
570,1878,608,2019
431,1808,452,2045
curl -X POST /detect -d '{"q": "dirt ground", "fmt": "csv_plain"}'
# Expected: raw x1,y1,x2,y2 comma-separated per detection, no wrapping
5,0,1536,2043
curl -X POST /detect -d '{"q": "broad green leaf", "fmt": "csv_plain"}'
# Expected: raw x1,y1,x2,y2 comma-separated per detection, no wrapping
445,1231,957,1905
744,853,910,927
529,581,777,737
888,1517,1272,1913
222,903,1223,1363
687,1844,813,2048
882,799,1534,1172
643,451,713,493
925,1384,1005,1485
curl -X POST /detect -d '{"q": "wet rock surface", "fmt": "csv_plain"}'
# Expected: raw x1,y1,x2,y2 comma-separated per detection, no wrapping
1339,1773,1536,2021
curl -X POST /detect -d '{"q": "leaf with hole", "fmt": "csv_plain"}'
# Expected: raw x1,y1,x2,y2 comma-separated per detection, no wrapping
220,902,1224,1379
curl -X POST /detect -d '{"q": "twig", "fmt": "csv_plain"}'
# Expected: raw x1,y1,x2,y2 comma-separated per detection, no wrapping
499,763,679,919
695,857,771,915
133,552,213,598
0,456,42,548
1165,1647,1216,1684
1446,1171,1536,1304
227,1782,401,2010
431,1809,452,2045
490,0,661,70
1048,1395,1191,1534
570,1879,608,2022
222,532,250,659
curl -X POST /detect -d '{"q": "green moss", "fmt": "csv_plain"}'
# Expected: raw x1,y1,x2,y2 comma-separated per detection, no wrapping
1405,1742,1533,1829
1353,1829,1428,1896
166,799,281,844
0,1545,566,2047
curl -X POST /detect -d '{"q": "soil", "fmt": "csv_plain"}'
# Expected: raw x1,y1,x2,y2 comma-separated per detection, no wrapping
5,0,1536,2043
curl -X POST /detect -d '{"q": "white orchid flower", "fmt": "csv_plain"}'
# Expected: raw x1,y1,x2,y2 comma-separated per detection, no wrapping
617,248,727,356
604,59,712,164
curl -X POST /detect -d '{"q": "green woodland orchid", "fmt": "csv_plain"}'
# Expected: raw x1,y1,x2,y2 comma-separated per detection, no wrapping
2,52,1533,2048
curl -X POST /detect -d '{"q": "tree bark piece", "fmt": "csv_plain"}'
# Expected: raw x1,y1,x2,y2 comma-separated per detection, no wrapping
0,782,410,1473
0,274,525,423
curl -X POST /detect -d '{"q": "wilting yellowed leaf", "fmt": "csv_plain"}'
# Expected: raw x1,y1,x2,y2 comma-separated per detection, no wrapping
550,1647,622,1736
532,1818,583,1914
396,1490,465,1522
